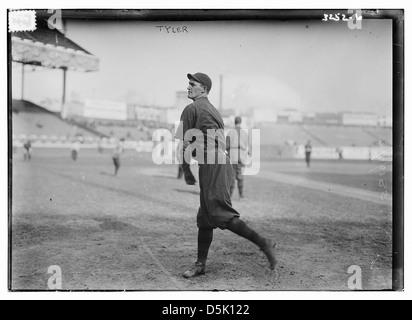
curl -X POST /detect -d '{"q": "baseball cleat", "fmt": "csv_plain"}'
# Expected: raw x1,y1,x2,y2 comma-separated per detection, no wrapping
261,240,278,270
182,262,206,279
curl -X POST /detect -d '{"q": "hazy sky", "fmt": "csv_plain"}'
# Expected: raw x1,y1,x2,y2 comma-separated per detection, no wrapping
12,18,392,116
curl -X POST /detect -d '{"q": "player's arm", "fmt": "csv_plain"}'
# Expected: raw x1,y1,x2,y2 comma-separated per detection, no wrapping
175,105,197,185
225,132,231,154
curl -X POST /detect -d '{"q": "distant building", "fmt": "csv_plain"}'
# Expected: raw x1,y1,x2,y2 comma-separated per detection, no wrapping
83,99,128,121
342,112,378,127
277,109,303,123
161,108,181,125
303,112,317,124
135,106,162,122
314,113,343,125
175,91,192,110
253,108,278,124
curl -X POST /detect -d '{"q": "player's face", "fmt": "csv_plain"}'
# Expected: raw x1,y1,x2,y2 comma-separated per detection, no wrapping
187,80,206,100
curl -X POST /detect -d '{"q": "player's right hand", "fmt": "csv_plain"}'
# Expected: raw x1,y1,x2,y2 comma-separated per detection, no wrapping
182,163,197,185
184,171,197,185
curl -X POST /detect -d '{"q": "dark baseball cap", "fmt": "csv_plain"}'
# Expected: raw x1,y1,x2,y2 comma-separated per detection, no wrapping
187,73,212,93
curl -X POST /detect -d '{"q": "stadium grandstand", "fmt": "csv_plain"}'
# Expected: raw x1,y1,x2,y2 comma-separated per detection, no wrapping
12,99,101,145
256,122,392,160
258,123,391,147
69,117,155,141
11,17,103,148
10,17,392,161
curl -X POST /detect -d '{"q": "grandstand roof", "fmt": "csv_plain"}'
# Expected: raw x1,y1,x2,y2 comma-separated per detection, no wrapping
12,99,54,113
11,19,98,72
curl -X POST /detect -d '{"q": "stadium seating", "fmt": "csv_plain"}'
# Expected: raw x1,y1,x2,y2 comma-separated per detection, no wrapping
259,124,321,147
12,100,99,143
258,123,392,148
363,127,393,146
93,125,150,141
305,126,392,147
13,112,95,140
302,125,382,147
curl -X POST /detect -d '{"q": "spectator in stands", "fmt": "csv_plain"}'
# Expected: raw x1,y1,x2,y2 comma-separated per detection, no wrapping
112,138,126,176
305,140,312,168
23,139,32,161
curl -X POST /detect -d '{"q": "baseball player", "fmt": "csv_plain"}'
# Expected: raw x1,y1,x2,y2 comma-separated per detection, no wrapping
305,140,312,168
112,138,125,176
176,140,184,179
23,139,32,161
226,116,248,199
71,139,80,161
176,72,277,279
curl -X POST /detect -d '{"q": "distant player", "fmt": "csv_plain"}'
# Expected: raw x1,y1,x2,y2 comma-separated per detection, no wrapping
176,140,184,179
97,137,104,154
112,138,125,176
71,139,81,161
226,116,248,199
176,72,277,279
305,140,312,168
23,139,32,161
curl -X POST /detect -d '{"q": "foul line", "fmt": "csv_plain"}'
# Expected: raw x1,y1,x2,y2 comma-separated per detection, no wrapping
257,171,392,207
140,237,185,290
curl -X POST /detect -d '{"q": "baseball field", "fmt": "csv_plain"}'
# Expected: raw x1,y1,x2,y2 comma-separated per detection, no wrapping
10,147,393,291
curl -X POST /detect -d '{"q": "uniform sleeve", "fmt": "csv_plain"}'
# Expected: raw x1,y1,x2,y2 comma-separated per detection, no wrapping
175,104,197,185
175,104,197,141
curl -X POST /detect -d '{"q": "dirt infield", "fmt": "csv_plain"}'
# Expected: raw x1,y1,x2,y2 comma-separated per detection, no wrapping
10,148,393,291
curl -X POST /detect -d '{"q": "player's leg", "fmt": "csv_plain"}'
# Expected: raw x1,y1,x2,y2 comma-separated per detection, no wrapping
183,190,214,279
183,227,213,278
229,164,237,197
238,178,244,199
177,164,183,179
226,217,277,270
113,158,119,175
237,166,244,199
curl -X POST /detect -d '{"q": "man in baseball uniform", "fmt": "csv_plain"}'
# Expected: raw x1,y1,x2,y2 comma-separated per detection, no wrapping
176,72,277,279
305,140,312,168
226,116,248,199
112,137,125,176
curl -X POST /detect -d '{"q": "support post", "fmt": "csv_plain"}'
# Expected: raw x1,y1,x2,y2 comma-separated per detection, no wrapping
21,63,25,100
219,74,223,112
62,67,67,105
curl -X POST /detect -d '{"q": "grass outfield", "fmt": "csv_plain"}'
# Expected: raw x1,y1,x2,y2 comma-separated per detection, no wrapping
10,148,393,291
